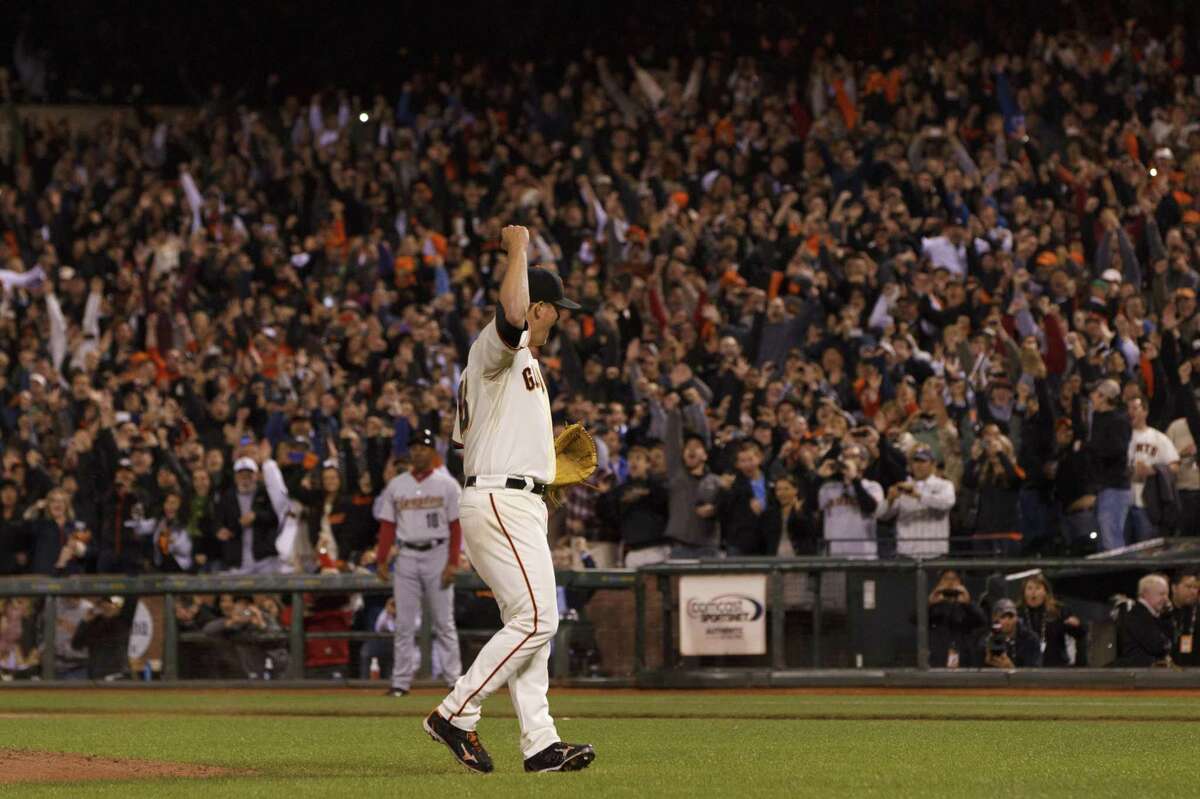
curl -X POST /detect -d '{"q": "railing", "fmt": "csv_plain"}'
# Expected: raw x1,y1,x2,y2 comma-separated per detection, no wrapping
635,553,1200,687
6,551,1200,687
0,570,634,683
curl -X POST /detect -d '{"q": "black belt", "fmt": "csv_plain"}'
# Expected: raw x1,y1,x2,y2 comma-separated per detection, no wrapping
464,476,546,495
399,539,446,552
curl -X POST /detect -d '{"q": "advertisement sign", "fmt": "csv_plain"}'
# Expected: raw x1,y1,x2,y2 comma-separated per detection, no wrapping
679,574,767,656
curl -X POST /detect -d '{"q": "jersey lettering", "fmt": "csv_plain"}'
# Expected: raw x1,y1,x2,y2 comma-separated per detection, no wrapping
457,377,471,433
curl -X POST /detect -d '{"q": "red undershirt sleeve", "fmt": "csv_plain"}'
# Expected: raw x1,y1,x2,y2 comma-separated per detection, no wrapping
447,519,462,567
375,521,396,569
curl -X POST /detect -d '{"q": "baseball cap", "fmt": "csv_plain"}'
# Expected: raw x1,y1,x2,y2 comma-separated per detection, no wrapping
1100,269,1122,283
910,446,935,462
234,457,259,474
116,458,134,472
528,267,581,310
992,598,1018,618
1176,287,1197,299
408,428,437,448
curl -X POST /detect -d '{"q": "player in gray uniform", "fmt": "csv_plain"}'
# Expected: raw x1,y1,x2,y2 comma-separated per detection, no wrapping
374,428,463,696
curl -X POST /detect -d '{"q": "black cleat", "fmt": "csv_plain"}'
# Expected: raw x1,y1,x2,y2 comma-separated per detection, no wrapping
524,742,596,773
384,687,408,697
422,710,494,774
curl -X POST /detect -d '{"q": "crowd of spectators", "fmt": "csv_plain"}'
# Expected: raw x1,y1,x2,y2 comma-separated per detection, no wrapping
1,15,1200,585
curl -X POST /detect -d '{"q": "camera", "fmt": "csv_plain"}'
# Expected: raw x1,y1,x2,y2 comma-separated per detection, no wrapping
987,623,1008,657
939,588,960,600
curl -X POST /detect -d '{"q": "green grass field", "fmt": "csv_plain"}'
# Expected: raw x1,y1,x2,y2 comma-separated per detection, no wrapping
2,688,1198,797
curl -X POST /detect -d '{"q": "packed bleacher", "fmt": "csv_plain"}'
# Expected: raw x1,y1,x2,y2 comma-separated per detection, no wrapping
0,15,1199,582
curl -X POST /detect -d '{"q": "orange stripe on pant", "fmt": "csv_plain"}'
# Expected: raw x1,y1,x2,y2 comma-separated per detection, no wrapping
448,494,538,721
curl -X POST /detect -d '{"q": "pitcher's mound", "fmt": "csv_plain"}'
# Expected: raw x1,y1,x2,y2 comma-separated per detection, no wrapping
0,748,242,784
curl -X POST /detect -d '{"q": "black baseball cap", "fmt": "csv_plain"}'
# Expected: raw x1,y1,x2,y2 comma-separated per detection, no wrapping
408,428,437,449
528,267,580,310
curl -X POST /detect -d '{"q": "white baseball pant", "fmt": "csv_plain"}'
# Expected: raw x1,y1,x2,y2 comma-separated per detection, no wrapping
436,487,559,758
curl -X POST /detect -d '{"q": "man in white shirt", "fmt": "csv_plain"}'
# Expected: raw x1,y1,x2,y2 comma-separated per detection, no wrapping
1127,395,1180,542
880,446,957,557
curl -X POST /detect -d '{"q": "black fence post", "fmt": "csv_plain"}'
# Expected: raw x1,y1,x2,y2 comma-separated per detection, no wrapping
659,574,673,669
770,568,785,670
40,594,57,682
287,590,305,680
634,575,645,676
162,592,178,681
915,564,929,670
811,570,822,669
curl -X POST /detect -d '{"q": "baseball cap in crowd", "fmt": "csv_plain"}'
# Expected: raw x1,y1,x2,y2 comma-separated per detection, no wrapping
116,458,134,472
992,598,1018,619
1100,269,1122,283
910,446,935,462
234,457,259,474
1176,287,1197,300
528,267,581,310
408,428,437,449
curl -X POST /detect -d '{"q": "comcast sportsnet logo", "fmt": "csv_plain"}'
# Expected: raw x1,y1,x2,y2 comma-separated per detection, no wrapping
686,594,764,623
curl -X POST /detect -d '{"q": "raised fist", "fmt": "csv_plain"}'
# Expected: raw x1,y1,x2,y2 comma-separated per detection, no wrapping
501,225,529,253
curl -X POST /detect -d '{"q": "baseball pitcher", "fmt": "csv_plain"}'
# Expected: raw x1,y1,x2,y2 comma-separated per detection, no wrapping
422,225,596,774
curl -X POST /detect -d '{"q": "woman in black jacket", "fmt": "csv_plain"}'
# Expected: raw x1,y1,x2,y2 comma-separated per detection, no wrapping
762,475,819,556
297,463,375,565
1018,574,1088,667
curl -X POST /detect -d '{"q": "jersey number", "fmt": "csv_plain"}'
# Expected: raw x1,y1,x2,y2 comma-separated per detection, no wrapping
522,366,543,392
457,377,470,433
425,512,439,529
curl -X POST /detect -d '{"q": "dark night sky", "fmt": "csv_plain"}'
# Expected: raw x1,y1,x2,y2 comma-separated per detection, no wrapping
3,0,1192,104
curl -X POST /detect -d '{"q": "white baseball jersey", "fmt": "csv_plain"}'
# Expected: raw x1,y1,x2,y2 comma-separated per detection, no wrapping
375,468,462,543
1166,418,1199,491
880,474,957,557
1128,426,1179,507
452,317,556,484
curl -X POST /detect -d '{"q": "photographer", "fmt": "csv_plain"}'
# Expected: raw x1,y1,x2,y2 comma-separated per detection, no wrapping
202,594,283,678
880,446,956,557
71,595,138,680
975,598,1042,669
816,444,883,559
927,570,987,668
963,424,1024,556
